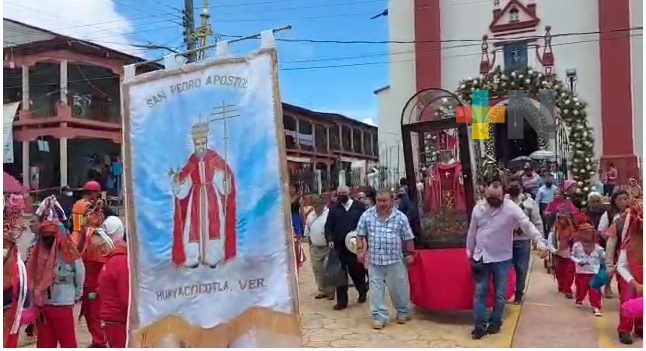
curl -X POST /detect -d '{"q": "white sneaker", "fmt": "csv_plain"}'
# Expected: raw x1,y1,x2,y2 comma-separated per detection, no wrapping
593,308,602,317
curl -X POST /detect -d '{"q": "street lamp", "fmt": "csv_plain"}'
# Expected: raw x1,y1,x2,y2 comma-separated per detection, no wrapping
565,68,578,92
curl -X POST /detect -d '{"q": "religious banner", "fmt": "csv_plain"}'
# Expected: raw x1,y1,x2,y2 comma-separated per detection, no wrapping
122,44,301,347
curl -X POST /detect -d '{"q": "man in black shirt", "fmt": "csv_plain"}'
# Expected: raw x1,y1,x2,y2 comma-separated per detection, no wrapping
324,185,368,310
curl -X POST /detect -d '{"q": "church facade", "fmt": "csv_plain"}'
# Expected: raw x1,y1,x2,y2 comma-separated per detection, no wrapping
376,0,642,183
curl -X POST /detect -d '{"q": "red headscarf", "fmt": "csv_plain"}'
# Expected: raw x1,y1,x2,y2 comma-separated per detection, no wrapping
574,212,596,253
27,221,80,307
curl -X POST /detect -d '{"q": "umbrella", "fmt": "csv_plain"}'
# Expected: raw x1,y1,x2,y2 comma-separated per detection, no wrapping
509,156,536,171
3,172,27,193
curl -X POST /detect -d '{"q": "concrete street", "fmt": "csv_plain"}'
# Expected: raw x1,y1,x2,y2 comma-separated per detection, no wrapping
18,249,643,348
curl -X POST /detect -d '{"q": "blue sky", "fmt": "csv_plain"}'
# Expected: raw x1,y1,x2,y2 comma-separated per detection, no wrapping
121,0,389,124
5,0,389,125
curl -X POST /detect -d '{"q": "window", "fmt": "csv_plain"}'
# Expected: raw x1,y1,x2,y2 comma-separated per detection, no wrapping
363,131,372,156
330,127,340,150
314,124,328,152
509,8,519,22
341,126,352,151
352,128,362,153
283,114,297,149
298,120,314,151
503,42,528,72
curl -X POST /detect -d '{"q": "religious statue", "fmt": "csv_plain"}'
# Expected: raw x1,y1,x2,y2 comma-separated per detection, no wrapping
170,117,237,269
417,130,469,249
425,130,466,212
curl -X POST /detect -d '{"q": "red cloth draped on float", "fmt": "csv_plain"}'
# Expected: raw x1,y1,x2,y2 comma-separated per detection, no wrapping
409,130,515,310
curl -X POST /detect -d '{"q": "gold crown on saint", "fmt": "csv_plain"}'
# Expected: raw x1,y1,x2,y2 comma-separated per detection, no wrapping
191,120,209,139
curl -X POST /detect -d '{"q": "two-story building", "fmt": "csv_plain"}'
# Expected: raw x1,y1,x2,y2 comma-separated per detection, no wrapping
282,103,379,194
3,19,378,194
3,18,161,193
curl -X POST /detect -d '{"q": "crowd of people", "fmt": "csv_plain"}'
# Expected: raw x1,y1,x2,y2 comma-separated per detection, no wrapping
3,181,130,348
3,164,642,347
297,164,642,345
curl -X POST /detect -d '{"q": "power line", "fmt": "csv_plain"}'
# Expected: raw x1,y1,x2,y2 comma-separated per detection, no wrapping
280,33,644,71
223,26,643,45
3,33,640,89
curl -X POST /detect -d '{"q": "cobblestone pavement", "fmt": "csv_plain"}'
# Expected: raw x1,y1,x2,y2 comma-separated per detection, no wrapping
19,249,641,348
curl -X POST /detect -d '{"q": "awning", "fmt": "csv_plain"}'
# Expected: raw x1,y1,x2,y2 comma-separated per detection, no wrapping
3,102,20,164
3,172,26,193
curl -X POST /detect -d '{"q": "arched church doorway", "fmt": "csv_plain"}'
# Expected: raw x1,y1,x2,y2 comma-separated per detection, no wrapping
493,104,539,167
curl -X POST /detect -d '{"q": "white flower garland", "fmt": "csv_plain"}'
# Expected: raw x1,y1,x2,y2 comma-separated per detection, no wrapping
438,66,595,203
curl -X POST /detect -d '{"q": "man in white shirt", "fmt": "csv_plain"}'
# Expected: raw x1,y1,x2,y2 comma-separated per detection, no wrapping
506,177,543,304
304,197,333,300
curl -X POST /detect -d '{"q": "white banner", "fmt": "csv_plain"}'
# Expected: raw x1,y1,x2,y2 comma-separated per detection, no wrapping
122,49,301,347
3,102,19,163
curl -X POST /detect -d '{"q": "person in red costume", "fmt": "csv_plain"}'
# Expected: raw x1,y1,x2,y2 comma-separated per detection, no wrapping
614,202,643,345
170,122,237,269
28,203,83,348
98,216,128,348
425,131,466,212
3,194,29,348
71,181,112,348
546,207,576,298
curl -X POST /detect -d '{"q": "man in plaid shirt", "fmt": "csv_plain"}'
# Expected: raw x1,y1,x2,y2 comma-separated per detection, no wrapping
356,190,415,330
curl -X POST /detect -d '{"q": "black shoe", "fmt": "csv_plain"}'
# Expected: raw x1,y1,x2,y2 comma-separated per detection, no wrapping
332,304,347,311
88,344,106,348
565,293,574,299
618,332,634,345
315,293,328,299
635,329,643,339
486,324,501,335
471,327,488,340
513,293,523,305
358,293,367,304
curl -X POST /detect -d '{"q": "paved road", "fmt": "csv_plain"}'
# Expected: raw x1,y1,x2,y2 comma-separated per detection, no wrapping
20,249,642,348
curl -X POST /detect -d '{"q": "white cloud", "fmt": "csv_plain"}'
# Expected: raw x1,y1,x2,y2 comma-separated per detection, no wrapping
314,107,378,126
361,118,376,126
3,0,141,56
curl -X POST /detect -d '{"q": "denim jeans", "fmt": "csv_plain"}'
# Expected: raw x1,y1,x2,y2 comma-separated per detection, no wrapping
512,240,531,299
472,259,512,330
368,261,410,323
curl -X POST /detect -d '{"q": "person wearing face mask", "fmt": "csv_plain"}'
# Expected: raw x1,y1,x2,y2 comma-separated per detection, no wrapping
304,197,334,300
520,163,541,198
98,216,129,348
324,185,368,310
28,216,84,348
505,178,543,304
466,182,548,339
535,172,555,219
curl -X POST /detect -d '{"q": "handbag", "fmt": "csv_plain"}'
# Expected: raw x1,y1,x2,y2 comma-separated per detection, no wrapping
589,261,607,290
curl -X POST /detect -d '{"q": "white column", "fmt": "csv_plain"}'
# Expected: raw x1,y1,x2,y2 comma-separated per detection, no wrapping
21,65,29,110
21,141,29,187
60,60,68,103
60,137,68,186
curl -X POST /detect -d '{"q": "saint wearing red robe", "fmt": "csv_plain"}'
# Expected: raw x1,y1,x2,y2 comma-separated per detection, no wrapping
171,122,237,269
424,131,466,212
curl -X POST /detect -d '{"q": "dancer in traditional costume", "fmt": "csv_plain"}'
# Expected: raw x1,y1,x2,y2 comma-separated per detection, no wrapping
547,207,576,298
3,194,29,348
570,212,604,316
29,197,84,348
614,202,643,345
98,216,128,348
73,187,113,348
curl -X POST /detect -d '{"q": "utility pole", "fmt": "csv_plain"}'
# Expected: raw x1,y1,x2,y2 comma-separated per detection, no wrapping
194,0,214,61
182,0,196,62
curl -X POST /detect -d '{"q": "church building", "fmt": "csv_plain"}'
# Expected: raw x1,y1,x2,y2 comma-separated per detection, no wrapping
376,0,642,183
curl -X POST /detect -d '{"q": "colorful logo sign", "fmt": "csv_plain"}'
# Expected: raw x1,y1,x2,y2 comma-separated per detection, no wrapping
455,90,556,141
